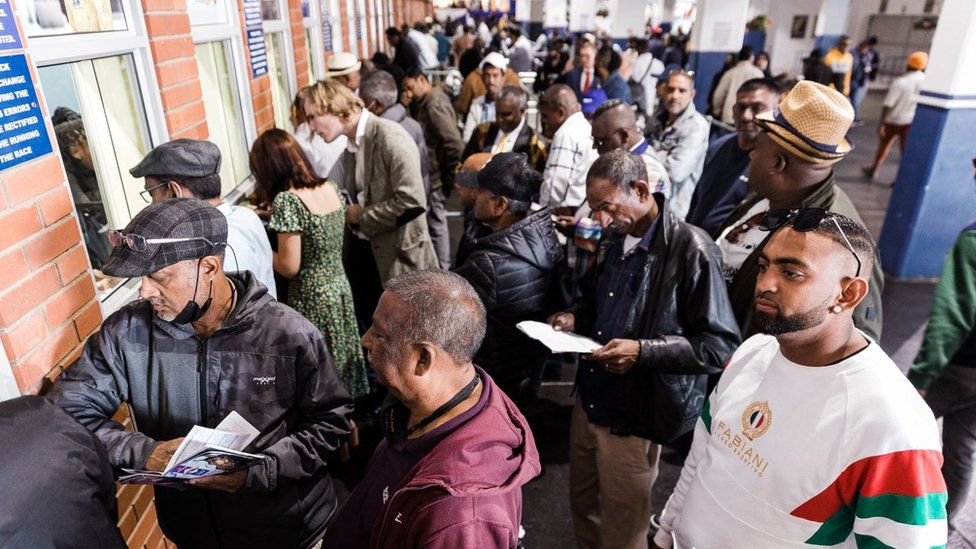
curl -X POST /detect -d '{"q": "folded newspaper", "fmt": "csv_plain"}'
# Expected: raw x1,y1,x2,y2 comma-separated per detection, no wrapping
516,320,603,354
119,411,262,486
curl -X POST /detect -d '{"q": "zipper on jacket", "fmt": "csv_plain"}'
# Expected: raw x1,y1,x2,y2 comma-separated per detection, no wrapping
197,339,208,425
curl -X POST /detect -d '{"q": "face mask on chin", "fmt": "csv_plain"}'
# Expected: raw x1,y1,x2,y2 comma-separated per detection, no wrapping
171,259,214,325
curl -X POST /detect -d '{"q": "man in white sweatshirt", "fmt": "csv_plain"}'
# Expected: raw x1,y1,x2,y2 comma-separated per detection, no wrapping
654,210,947,549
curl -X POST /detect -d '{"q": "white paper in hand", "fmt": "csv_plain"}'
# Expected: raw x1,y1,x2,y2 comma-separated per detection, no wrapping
516,320,602,354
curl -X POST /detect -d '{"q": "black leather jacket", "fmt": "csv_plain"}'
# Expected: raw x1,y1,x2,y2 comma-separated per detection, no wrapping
571,195,741,444
454,208,563,399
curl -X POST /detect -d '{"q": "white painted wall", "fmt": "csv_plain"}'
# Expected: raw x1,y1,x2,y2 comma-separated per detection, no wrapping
763,0,817,76
845,0,943,41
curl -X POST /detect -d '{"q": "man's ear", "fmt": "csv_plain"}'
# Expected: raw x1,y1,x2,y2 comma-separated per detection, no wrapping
413,343,436,377
200,255,222,279
836,276,870,313
630,179,652,202
773,152,788,174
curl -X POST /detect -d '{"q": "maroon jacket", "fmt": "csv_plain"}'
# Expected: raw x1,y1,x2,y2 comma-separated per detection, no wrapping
370,372,541,548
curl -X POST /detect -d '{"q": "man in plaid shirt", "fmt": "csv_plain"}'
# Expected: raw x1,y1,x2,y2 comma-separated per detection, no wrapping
538,84,599,210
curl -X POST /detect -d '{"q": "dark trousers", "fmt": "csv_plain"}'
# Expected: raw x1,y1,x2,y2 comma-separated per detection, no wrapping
926,364,976,528
345,236,383,335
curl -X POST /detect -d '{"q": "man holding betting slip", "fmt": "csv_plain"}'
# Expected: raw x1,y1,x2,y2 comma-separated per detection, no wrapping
548,150,740,549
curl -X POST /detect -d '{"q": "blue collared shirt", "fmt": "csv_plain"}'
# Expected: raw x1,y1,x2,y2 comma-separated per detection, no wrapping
578,216,659,427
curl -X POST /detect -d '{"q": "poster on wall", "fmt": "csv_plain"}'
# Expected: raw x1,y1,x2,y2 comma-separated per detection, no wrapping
791,15,808,39
321,0,333,52
242,0,267,77
186,0,227,26
0,54,54,171
0,0,23,50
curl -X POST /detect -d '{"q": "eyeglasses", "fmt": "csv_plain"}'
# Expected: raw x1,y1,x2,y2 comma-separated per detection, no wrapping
108,230,221,252
139,181,170,203
758,208,862,278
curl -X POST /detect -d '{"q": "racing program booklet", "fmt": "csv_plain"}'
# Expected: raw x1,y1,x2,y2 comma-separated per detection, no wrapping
119,411,262,486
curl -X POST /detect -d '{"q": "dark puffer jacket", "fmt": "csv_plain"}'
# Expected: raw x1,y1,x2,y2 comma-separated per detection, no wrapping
454,208,563,400
48,271,353,548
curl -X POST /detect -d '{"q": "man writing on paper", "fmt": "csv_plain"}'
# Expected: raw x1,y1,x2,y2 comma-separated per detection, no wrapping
49,199,353,548
548,151,740,549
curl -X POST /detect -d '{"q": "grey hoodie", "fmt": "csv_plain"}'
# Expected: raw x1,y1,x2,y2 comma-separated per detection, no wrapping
49,271,353,548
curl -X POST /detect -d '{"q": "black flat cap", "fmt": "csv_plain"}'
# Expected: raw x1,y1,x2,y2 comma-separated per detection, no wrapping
101,198,228,278
130,139,221,179
477,152,541,203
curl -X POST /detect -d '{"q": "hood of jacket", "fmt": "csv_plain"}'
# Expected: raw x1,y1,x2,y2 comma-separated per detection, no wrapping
402,368,541,497
470,207,560,271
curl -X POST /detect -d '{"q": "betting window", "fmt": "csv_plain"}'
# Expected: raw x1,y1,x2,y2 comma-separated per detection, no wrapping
39,55,153,295
303,0,326,80
265,32,293,130
29,0,167,306
195,41,250,193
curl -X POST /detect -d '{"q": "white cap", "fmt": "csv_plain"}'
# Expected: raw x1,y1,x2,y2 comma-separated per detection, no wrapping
480,52,509,71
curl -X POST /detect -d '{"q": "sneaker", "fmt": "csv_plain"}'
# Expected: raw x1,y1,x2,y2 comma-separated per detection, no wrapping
860,166,877,180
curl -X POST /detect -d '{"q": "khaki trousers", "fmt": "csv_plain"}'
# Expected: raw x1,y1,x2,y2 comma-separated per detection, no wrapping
569,397,661,549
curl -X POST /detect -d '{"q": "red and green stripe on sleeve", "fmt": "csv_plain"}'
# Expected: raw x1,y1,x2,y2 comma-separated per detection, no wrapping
790,449,947,547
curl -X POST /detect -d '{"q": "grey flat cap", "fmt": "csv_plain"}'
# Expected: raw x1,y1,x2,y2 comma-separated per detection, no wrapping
130,139,222,179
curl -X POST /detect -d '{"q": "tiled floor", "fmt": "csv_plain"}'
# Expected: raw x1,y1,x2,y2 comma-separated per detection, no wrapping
517,90,976,547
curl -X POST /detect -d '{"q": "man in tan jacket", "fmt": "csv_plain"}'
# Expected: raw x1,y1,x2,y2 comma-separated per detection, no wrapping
301,80,438,329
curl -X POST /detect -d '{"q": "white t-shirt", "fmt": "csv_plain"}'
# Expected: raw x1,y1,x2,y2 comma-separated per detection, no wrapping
623,233,642,254
716,199,770,281
294,123,346,180
883,70,925,126
217,202,277,299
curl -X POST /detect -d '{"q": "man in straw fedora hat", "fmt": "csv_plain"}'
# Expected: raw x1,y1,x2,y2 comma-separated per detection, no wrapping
714,80,884,343
325,51,363,92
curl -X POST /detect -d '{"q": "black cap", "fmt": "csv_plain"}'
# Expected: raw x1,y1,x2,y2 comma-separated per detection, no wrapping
455,170,479,189
476,152,540,202
130,139,221,179
101,198,228,278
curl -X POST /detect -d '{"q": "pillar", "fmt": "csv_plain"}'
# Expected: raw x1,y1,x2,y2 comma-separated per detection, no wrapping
878,0,976,278
606,0,645,43
813,0,851,52
688,0,750,113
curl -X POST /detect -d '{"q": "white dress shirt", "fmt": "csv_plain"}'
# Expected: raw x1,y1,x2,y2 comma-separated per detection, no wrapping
217,202,277,299
491,116,526,154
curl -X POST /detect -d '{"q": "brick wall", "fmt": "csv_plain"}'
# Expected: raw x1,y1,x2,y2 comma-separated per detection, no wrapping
143,0,209,140
240,4,276,134
289,0,311,87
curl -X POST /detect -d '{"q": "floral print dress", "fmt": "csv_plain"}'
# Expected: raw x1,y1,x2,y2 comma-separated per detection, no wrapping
269,185,369,398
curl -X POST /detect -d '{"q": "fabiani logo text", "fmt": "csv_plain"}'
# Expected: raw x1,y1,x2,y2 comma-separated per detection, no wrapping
715,420,770,478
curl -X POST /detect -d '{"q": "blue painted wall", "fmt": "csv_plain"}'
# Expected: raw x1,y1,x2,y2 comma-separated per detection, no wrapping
879,103,976,278
689,50,729,113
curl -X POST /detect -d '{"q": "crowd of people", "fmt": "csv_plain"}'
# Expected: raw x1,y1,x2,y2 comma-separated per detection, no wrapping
1,14,967,549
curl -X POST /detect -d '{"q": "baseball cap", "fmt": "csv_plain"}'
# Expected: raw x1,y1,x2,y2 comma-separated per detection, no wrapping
130,139,221,179
101,198,228,278
480,52,509,71
476,152,540,202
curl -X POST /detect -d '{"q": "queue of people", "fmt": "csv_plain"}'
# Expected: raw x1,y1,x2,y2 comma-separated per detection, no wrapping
8,17,962,549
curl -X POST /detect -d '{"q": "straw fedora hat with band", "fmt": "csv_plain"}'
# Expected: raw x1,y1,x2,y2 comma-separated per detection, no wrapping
755,80,854,165
325,52,362,77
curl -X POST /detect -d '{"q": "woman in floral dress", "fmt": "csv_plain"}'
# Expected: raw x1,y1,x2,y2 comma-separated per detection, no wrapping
249,128,369,398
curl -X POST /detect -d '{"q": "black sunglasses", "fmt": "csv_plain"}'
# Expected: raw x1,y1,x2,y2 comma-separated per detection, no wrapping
758,208,862,278
108,230,221,252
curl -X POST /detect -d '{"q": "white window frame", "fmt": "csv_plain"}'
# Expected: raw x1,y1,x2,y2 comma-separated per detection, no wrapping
263,0,298,98
327,0,343,53
25,0,168,312
303,0,326,80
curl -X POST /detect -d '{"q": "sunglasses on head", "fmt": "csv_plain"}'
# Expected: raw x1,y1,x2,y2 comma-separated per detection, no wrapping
108,230,220,252
758,208,862,278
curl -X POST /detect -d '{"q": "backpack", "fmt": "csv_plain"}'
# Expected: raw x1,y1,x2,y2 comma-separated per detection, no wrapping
629,58,659,116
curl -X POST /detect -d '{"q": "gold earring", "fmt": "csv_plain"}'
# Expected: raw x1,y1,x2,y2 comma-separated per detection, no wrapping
832,305,842,313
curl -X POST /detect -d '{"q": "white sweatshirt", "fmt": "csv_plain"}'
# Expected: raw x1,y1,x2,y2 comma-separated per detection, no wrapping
654,334,947,548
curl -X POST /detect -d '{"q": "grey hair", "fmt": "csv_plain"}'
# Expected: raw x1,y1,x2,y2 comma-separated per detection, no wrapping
586,149,648,192
358,70,398,108
385,270,487,363
497,85,527,110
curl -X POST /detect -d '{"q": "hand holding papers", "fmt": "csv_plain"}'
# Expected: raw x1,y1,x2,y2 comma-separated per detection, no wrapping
517,320,602,354
120,411,262,486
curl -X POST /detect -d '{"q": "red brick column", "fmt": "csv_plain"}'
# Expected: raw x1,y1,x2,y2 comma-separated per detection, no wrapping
289,0,310,87
239,3,275,133
143,0,208,139
338,0,352,53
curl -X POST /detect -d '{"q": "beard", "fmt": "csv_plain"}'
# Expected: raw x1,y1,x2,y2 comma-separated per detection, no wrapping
753,296,831,336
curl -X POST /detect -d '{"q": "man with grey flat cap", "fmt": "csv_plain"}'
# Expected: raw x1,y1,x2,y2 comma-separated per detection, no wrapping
48,198,353,548
134,138,277,299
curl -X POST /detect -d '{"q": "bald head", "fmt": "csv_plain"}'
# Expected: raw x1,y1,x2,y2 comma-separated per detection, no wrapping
539,84,580,139
591,100,640,154
462,152,492,172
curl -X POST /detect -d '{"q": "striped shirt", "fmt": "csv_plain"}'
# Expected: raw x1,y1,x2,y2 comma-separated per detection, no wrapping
655,334,947,548
540,111,598,209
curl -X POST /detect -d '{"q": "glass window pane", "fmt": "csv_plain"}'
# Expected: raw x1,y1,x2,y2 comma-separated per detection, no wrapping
22,0,126,37
265,32,292,130
39,54,152,297
305,27,315,78
260,0,280,20
301,0,310,18
195,41,250,193
187,0,229,26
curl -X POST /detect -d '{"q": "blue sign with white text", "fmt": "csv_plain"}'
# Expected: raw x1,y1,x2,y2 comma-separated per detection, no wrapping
0,0,23,51
0,54,52,171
